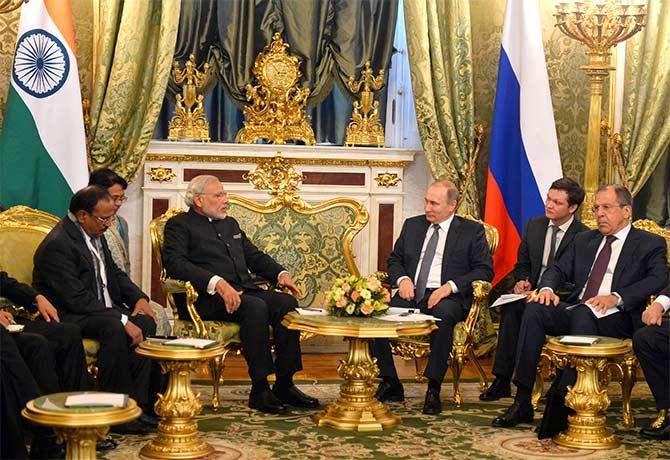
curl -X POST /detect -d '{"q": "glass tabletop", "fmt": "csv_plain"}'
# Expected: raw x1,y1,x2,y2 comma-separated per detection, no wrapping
33,392,128,413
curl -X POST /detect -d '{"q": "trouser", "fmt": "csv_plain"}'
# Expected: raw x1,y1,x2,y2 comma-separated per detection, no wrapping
632,321,670,410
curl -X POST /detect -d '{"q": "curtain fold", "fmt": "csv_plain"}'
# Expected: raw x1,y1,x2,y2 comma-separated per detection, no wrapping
89,0,180,181
621,0,670,198
404,0,478,216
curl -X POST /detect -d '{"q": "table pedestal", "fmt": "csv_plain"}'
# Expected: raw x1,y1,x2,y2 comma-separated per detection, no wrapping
140,360,214,459
54,426,109,460
554,355,619,450
314,337,400,431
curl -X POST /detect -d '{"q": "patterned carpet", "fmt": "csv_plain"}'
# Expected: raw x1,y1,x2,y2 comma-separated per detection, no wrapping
101,381,668,460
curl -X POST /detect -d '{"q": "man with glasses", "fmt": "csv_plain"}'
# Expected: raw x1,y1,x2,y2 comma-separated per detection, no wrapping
163,175,319,415
33,186,159,434
493,184,668,436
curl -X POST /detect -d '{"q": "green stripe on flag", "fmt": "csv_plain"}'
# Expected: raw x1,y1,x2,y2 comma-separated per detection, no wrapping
0,86,73,217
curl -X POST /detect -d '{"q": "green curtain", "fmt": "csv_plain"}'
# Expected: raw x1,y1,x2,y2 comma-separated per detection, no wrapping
404,0,478,216
621,0,670,199
89,0,180,181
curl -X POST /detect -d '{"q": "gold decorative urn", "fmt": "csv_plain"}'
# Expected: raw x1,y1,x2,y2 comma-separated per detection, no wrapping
345,61,385,147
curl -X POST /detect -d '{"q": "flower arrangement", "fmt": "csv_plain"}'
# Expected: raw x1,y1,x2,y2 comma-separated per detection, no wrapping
324,274,390,317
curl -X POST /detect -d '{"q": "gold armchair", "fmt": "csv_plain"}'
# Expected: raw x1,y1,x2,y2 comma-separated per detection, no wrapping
150,156,370,408
0,206,101,379
387,215,498,406
533,218,670,428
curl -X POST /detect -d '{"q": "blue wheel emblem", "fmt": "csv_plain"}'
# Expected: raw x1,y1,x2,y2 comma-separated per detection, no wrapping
12,29,70,98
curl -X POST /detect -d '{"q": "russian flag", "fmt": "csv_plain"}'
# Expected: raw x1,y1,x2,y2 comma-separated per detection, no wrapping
484,0,562,286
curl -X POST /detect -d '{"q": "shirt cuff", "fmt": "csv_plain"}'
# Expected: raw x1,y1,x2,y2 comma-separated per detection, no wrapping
539,287,554,293
396,276,411,287
277,270,289,284
448,280,458,293
611,292,623,307
120,314,128,326
656,295,670,313
207,275,223,295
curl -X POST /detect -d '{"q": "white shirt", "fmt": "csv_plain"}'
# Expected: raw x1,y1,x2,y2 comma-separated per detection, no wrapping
655,295,670,313
397,215,458,294
205,216,288,294
578,223,632,304
539,216,574,280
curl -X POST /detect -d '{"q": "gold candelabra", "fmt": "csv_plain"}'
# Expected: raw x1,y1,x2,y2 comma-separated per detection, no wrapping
168,54,210,142
345,61,385,147
554,0,645,226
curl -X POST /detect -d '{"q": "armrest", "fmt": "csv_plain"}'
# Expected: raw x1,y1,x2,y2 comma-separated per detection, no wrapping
461,280,492,344
161,277,207,339
0,297,39,320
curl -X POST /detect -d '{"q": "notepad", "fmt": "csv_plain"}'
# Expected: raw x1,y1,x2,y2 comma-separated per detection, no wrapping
559,336,600,346
164,338,218,349
65,393,128,408
6,324,24,333
489,293,528,308
295,308,329,316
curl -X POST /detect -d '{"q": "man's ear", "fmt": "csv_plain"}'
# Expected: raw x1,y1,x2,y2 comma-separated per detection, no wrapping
75,210,88,224
568,204,578,215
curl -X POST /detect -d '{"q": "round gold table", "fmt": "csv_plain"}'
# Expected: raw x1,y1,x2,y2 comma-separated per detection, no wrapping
135,340,226,459
282,311,437,432
545,336,632,450
22,391,141,460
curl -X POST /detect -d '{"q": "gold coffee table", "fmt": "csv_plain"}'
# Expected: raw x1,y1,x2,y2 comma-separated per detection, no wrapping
135,340,226,459
22,391,141,460
282,311,437,432
545,336,632,450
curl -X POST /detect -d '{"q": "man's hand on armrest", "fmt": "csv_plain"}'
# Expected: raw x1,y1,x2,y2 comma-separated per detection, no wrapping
642,301,665,326
131,298,156,321
34,294,59,322
278,272,302,299
215,279,242,314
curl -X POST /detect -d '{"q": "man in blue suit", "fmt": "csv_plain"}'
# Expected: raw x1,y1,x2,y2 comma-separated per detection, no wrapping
372,180,494,415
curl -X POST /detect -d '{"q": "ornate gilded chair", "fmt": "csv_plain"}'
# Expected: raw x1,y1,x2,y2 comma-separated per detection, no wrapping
0,206,101,379
386,216,498,406
150,156,370,408
532,218,670,427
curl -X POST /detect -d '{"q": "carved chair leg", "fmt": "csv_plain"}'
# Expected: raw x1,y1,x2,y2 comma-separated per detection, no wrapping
208,354,226,410
468,348,488,392
451,354,464,407
414,357,428,383
531,366,545,410
620,358,637,428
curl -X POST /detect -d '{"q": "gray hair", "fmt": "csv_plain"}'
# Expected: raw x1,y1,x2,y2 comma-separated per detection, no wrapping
184,175,221,207
597,184,633,208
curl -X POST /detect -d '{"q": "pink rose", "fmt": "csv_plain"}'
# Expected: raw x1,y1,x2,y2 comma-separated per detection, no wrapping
336,297,347,308
360,303,374,315
350,290,360,302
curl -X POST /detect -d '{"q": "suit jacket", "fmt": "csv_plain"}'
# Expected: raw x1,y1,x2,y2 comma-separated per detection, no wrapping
0,271,38,312
162,209,285,315
513,216,588,287
387,215,493,308
32,217,148,322
539,226,668,328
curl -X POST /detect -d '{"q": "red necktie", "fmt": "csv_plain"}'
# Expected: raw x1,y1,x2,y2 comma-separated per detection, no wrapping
582,235,616,300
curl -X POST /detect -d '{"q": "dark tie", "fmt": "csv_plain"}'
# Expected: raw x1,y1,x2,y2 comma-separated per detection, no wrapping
415,224,440,303
91,237,106,304
582,235,617,301
546,225,559,268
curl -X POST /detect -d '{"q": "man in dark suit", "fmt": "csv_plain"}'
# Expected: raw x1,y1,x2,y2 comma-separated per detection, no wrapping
162,175,318,415
371,180,493,415
633,286,670,441
480,178,587,401
493,184,668,431
33,186,159,434
1,271,88,394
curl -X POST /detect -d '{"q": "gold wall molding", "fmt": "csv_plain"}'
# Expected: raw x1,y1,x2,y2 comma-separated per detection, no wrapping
145,153,410,168
147,167,176,183
374,172,401,187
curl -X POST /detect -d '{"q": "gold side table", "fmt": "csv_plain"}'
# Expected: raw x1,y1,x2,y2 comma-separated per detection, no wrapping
135,340,226,459
22,391,141,460
545,336,632,450
282,312,436,432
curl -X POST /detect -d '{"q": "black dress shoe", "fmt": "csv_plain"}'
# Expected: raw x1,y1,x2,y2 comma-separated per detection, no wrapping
273,385,319,408
110,419,149,435
249,388,288,414
492,401,534,427
30,436,65,459
640,416,670,441
422,389,442,415
96,438,118,451
375,380,405,402
479,378,512,401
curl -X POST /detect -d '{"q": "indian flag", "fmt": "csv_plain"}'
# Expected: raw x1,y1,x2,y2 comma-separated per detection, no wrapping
0,0,88,216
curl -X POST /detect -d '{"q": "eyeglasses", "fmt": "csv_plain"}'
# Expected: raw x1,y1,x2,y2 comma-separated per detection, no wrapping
111,195,128,203
90,213,115,225
592,204,625,213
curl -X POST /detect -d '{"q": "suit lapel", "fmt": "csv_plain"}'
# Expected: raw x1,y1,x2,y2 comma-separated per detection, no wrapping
63,219,96,272
410,219,431,278
555,219,579,259
612,227,640,289
530,218,548,273
441,217,461,270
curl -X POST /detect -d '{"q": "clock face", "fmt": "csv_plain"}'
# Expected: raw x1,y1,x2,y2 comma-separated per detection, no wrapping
262,58,297,90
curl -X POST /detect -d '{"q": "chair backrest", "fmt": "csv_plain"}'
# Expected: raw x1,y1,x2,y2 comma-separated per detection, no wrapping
0,206,59,285
633,219,670,268
461,214,499,256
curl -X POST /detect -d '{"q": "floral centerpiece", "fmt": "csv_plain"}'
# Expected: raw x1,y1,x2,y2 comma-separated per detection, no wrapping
324,274,390,317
